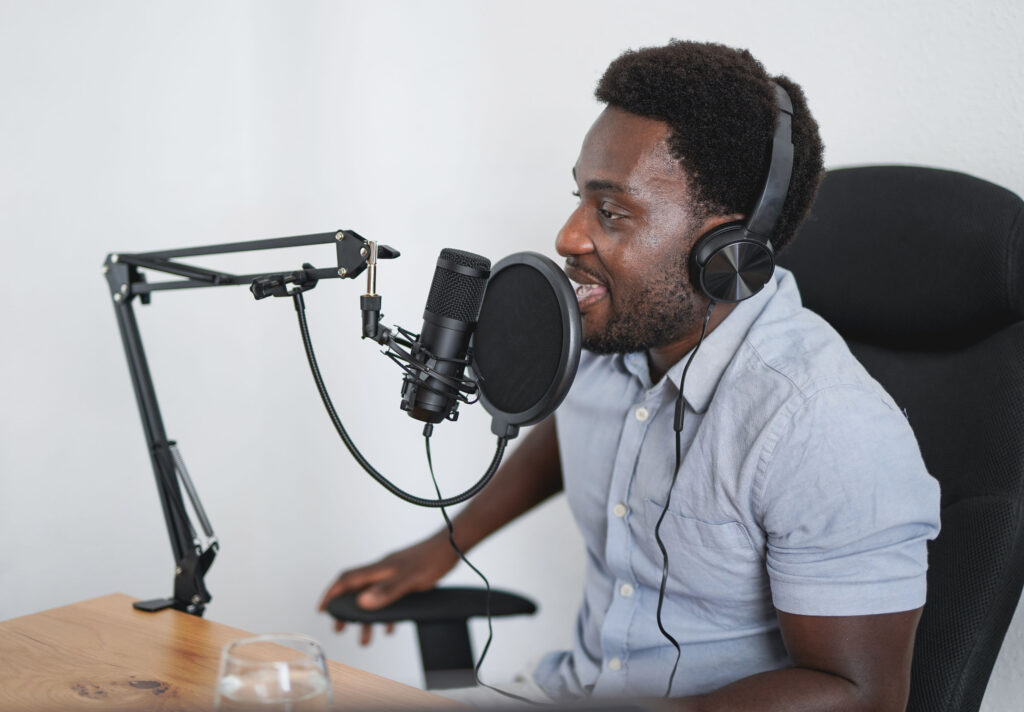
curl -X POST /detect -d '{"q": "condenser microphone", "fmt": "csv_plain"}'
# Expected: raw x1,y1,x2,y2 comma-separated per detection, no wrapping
400,248,491,424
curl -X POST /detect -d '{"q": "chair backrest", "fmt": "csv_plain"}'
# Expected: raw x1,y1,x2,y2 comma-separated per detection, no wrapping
777,165,1024,712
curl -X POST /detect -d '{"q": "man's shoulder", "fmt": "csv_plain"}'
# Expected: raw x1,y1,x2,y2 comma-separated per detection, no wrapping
734,289,893,410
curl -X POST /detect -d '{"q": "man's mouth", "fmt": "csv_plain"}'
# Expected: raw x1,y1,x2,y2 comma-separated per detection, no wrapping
565,266,609,310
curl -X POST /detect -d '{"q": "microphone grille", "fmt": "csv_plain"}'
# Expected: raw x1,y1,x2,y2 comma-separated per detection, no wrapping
438,248,491,271
425,249,491,323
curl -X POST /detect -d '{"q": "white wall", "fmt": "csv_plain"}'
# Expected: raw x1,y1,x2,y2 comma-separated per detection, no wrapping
1,0,1022,707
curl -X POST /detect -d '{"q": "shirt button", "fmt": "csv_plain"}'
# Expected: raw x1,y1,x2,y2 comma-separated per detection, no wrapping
619,583,634,597
608,657,622,671
612,503,627,518
635,407,649,422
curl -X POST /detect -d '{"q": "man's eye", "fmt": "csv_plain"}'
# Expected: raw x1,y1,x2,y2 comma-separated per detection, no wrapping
599,207,622,220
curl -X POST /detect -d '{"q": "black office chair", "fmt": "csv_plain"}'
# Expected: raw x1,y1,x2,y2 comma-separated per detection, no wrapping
328,586,536,690
777,165,1024,712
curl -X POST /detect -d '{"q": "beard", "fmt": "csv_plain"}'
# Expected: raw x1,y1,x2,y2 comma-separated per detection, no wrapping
582,253,702,355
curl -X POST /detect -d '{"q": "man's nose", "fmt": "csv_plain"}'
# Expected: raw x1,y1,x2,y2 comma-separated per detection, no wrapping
555,206,594,257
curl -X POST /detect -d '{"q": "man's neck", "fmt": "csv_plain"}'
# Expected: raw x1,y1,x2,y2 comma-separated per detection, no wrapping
646,301,736,383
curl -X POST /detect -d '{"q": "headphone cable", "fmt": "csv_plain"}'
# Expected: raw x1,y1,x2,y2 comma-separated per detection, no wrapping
653,300,715,697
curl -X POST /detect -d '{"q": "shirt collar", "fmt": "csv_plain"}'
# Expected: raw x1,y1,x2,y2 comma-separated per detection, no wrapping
621,270,785,413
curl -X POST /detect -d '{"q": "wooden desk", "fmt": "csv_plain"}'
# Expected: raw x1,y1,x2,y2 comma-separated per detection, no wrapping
0,593,452,710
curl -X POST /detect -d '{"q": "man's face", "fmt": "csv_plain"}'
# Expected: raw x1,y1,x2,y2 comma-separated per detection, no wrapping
557,107,711,354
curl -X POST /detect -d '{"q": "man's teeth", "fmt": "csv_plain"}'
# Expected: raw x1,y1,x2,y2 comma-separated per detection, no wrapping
576,283,600,298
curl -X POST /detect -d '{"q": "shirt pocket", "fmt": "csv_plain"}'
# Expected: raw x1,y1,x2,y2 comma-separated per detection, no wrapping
638,499,772,627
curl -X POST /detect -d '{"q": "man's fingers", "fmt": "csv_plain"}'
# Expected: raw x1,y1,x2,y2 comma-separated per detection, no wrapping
319,578,351,610
356,580,404,610
318,587,338,611
318,566,396,610
330,619,393,643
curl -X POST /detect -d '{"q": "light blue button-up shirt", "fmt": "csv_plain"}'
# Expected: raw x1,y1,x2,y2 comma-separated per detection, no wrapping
534,268,940,699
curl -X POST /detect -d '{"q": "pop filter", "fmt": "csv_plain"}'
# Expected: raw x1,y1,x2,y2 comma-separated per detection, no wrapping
470,252,581,438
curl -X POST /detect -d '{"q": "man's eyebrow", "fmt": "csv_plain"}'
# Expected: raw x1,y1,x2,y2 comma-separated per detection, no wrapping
571,168,628,194
584,179,626,194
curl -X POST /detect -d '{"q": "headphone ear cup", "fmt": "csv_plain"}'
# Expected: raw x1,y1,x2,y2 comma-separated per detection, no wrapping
691,223,775,303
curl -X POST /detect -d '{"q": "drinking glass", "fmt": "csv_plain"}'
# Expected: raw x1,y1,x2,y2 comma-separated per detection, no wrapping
214,634,332,711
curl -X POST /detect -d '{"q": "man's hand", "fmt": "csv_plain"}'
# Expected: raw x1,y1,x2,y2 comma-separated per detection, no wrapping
318,534,459,645
318,417,563,646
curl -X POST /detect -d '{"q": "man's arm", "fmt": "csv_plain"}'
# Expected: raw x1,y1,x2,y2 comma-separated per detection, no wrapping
318,416,563,639
672,608,921,712
671,385,937,710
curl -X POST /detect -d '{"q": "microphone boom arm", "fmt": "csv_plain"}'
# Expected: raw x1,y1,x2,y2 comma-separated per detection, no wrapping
103,229,397,616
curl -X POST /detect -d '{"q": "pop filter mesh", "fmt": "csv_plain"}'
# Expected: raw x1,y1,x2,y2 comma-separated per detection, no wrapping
473,264,563,414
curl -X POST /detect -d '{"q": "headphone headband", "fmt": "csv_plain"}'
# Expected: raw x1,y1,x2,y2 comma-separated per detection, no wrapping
744,83,794,242
690,82,795,303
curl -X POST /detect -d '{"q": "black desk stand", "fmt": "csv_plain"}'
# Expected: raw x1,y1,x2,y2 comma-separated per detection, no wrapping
103,230,396,615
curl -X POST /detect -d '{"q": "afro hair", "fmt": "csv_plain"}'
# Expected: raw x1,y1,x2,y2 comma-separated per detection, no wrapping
595,40,824,253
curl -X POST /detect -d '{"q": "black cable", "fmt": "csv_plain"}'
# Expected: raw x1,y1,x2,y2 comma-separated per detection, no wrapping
653,300,716,698
423,434,537,705
292,291,507,507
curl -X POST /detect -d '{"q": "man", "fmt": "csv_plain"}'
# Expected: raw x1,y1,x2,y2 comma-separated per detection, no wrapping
319,41,940,710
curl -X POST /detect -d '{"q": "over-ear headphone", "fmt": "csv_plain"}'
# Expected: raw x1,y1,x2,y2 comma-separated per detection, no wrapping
690,83,794,303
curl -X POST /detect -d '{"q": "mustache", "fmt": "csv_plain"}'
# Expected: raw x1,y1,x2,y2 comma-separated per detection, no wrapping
564,258,607,286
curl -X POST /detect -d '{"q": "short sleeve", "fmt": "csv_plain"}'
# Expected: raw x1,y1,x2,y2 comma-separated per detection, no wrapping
759,386,941,616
